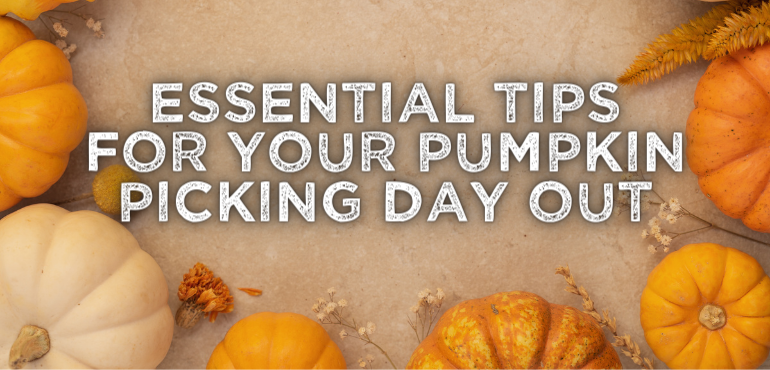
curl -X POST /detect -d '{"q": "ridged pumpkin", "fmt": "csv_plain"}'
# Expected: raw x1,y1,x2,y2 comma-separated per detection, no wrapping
686,44,770,233
641,243,770,369
207,312,346,369
0,0,91,21
0,16,87,212
0,204,174,368
406,291,622,369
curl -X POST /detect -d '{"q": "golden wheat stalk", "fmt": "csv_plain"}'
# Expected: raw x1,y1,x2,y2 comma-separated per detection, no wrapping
555,266,655,369
706,1,770,59
618,0,762,85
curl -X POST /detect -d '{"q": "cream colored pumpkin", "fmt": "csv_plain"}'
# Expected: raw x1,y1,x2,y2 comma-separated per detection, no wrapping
0,204,174,369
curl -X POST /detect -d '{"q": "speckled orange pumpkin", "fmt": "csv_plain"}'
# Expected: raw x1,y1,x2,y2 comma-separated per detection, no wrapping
406,291,622,369
686,44,770,233
641,243,770,369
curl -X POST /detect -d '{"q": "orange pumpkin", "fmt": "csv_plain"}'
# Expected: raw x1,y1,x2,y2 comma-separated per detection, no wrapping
207,312,347,369
641,243,770,368
407,291,622,369
0,0,92,21
0,16,87,212
686,44,770,233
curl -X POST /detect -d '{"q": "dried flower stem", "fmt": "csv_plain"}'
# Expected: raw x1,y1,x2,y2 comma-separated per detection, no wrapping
555,266,654,369
407,288,445,343
313,289,397,369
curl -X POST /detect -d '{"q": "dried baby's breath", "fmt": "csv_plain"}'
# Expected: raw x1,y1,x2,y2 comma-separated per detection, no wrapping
311,288,396,369
616,170,770,253
556,266,654,369
27,2,107,59
407,288,446,343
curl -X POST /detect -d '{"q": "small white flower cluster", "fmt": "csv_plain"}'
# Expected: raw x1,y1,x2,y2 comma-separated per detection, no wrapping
410,288,445,313
311,287,347,323
642,198,683,254
357,354,375,368
84,18,104,38
54,39,77,60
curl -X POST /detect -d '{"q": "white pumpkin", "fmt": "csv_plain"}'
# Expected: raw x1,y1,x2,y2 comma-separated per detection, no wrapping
0,204,174,369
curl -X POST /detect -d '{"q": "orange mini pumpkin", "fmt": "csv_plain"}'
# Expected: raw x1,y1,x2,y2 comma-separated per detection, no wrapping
407,291,621,369
207,312,346,369
641,243,770,369
686,44,770,233
0,16,87,212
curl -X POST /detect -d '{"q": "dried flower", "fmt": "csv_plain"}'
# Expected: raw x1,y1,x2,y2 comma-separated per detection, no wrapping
556,266,654,369
175,262,234,328
366,322,376,335
410,305,419,313
358,359,367,368
325,302,337,314
317,297,327,305
86,18,95,29
53,22,68,37
328,287,336,295
312,303,320,313
55,39,67,49
338,299,348,308
436,288,446,301
648,245,657,254
317,312,327,321
648,217,661,227
641,230,649,238
339,329,348,339
358,327,366,335
366,354,375,362
660,235,673,246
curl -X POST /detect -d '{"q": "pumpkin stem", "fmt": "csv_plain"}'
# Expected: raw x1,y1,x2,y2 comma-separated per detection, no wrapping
9,325,50,369
175,299,205,329
699,304,726,330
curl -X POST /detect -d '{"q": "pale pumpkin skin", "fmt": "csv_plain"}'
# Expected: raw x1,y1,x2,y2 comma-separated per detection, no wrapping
0,16,87,212
407,291,622,369
207,312,346,369
641,243,770,369
686,44,770,233
0,204,174,368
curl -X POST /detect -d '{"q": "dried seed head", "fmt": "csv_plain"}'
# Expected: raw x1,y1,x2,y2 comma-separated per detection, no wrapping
92,164,141,215
53,22,68,37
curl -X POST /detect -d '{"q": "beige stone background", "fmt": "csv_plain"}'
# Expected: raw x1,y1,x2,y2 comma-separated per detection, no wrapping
4,0,770,368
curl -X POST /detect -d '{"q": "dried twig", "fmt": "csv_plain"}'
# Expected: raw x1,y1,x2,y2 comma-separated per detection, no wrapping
555,266,654,370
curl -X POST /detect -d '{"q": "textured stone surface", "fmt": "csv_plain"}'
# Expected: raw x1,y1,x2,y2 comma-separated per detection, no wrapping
4,0,770,368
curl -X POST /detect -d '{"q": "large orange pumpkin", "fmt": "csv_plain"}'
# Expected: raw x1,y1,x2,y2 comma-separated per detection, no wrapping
0,16,87,212
407,291,622,369
686,44,770,233
207,312,347,369
641,243,770,369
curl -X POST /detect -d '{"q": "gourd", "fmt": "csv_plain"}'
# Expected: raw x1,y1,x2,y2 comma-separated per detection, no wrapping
0,16,88,212
686,44,770,233
207,312,346,369
0,0,91,21
641,243,770,369
0,204,174,368
407,291,622,369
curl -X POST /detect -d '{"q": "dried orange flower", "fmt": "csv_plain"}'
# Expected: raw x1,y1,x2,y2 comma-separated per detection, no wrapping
238,287,263,296
175,263,234,328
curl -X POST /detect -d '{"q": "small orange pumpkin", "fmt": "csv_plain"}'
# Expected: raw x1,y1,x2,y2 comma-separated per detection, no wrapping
641,243,770,369
0,16,87,212
207,312,346,369
407,291,621,369
0,0,92,21
686,44,770,233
